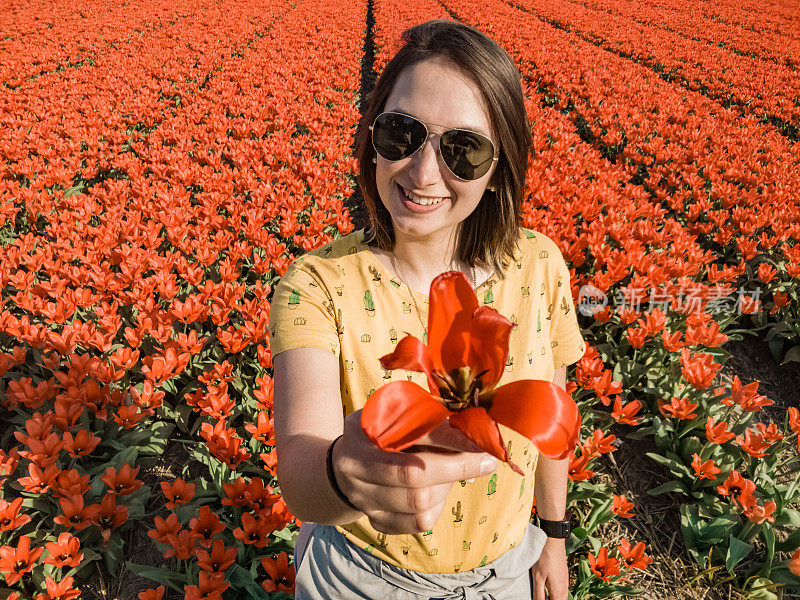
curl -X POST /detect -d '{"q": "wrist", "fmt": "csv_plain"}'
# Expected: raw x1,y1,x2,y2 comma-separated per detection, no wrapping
534,508,573,539
326,435,359,511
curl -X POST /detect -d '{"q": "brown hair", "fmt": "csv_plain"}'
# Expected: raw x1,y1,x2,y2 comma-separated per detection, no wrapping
355,19,532,279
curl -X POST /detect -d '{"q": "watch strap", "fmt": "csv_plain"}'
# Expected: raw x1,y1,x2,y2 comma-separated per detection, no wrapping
535,508,573,538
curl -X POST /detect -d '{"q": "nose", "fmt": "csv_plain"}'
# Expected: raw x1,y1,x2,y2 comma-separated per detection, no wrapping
406,132,443,188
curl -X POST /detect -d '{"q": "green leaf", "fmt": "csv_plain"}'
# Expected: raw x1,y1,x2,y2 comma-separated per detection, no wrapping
160,378,178,395
681,504,700,551
583,498,613,533
775,527,800,552
272,526,296,546
725,534,752,574
126,562,187,592
695,514,739,546
566,531,583,554
626,425,657,440
770,563,800,589
745,576,779,600
63,548,101,578
764,322,792,341
760,525,775,576
647,480,689,496
174,403,193,433
781,345,800,365
227,563,266,596
768,339,785,363
774,507,800,528
104,531,126,575
646,452,691,478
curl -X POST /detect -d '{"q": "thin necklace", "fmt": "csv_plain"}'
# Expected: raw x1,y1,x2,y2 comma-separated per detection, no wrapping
389,251,477,342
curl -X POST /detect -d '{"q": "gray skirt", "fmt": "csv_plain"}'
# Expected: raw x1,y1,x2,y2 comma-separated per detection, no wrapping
294,522,548,599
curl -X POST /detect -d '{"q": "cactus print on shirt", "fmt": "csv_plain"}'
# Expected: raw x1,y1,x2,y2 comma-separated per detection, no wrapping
268,228,586,573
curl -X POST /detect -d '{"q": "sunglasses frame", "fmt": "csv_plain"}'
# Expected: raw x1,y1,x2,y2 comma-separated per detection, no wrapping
369,111,499,181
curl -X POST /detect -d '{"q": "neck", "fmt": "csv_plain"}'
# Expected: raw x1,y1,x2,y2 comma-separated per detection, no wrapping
391,227,462,281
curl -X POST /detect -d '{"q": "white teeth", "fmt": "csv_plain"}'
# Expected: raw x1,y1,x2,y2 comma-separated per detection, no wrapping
402,186,446,206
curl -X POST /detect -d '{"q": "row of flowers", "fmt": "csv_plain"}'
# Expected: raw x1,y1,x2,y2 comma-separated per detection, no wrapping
513,0,800,135
467,0,800,366
438,0,800,596
1,1,799,600
0,0,217,87
0,0,364,597
576,0,800,75
0,0,291,208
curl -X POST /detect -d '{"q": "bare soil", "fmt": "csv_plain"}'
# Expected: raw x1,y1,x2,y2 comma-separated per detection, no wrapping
82,437,201,600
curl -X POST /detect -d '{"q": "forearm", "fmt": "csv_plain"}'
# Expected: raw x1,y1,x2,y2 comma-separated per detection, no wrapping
536,366,570,521
276,433,363,526
533,454,569,521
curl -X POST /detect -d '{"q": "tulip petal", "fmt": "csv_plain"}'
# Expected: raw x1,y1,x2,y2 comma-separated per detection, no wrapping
379,334,438,394
488,380,581,460
428,271,480,374
448,407,523,475
468,306,513,389
361,381,451,452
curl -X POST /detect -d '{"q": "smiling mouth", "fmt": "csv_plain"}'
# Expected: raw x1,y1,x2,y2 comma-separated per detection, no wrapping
398,183,448,206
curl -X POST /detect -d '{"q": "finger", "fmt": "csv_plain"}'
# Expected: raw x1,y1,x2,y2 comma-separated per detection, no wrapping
413,420,487,453
345,479,453,515
547,581,566,600
342,447,498,488
365,497,448,535
533,578,547,600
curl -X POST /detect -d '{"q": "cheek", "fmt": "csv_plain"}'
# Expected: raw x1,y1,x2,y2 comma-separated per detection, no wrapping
374,163,406,198
455,185,488,211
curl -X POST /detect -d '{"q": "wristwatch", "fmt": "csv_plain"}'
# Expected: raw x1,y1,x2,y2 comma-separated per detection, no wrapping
534,509,573,538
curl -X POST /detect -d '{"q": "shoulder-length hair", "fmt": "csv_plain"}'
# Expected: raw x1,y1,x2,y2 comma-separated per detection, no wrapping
354,19,532,279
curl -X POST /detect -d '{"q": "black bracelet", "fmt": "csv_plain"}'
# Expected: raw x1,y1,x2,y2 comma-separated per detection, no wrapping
326,435,359,511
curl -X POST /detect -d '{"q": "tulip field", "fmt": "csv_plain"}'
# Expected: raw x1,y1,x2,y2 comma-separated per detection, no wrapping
1,0,799,597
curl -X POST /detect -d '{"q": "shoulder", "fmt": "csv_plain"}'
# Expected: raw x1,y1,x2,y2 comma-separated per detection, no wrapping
516,228,567,267
284,230,367,281
304,230,366,261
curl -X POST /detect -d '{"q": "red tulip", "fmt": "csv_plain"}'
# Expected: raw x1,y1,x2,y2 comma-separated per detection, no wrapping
0,535,44,585
361,271,581,474
588,546,620,582
789,547,800,576
617,539,652,570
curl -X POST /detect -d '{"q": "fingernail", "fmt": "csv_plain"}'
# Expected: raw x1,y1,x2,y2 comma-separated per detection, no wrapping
466,478,475,483
480,456,498,473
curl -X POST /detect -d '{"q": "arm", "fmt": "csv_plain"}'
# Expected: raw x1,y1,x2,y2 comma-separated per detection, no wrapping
530,366,570,600
533,367,569,522
273,347,497,531
273,347,363,525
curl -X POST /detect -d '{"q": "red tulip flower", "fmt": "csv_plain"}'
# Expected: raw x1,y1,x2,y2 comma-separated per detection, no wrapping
361,271,581,474
789,547,800,576
617,539,652,570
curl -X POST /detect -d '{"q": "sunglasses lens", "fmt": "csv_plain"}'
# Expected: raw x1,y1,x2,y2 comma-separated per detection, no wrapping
440,130,495,180
372,113,427,161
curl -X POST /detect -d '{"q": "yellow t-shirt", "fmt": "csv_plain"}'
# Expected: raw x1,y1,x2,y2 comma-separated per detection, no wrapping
268,227,586,573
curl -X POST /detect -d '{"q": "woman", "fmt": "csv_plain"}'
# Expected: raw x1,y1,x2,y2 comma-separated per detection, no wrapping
268,19,586,600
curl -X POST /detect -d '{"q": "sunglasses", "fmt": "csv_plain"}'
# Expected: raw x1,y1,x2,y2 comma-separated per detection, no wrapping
369,111,499,181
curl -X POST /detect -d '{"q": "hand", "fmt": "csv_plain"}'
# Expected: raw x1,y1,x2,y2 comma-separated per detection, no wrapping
332,409,498,534
531,538,568,600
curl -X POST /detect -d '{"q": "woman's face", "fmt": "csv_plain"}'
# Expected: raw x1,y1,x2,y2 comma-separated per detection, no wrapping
375,59,499,242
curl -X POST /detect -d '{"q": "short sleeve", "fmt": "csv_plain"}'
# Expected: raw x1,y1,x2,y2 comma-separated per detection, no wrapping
268,258,340,358
549,247,586,369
